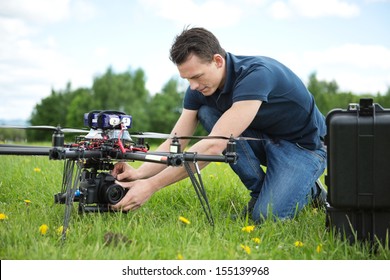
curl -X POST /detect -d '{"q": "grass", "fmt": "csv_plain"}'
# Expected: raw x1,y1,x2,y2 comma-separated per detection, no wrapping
0,154,389,260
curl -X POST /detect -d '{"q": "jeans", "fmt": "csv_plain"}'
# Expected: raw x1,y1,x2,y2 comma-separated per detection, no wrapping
198,106,327,223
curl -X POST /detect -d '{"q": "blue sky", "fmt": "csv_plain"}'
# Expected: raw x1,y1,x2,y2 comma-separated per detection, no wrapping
0,0,389,121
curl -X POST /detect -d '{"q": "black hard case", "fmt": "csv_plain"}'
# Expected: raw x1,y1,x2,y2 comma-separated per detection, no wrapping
325,99,390,209
326,206,390,244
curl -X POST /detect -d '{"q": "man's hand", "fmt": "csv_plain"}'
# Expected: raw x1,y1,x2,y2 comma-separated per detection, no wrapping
111,179,155,211
111,162,138,182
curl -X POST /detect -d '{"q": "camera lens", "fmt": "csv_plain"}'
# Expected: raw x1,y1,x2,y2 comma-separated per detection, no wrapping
104,184,126,205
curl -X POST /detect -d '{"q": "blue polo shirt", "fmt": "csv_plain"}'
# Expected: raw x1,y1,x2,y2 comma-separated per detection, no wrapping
183,52,326,150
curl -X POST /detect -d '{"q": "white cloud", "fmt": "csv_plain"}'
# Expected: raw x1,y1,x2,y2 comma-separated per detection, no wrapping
306,44,390,93
0,0,97,25
0,0,71,24
71,0,98,21
139,0,243,28
279,43,390,94
304,44,390,70
0,17,36,40
0,0,98,120
268,0,360,19
269,1,293,19
94,47,109,58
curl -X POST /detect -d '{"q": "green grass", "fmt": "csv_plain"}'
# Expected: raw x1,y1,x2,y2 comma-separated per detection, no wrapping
0,154,389,260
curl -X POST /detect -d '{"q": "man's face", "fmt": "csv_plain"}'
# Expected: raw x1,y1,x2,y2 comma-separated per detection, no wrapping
177,53,224,96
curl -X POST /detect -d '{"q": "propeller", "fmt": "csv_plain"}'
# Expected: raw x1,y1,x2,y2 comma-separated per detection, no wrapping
130,132,264,141
0,125,88,134
130,132,171,139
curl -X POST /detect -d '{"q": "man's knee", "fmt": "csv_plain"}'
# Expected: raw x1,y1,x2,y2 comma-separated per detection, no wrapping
197,106,221,132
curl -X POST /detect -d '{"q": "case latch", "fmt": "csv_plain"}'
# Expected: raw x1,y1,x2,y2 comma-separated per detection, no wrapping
358,98,374,116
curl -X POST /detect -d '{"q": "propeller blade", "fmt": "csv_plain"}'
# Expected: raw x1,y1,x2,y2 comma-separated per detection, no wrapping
62,128,89,133
130,132,265,141
130,132,172,139
0,125,88,134
0,125,56,130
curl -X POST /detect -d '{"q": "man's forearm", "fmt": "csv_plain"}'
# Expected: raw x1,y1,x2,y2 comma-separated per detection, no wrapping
146,138,225,191
136,138,186,179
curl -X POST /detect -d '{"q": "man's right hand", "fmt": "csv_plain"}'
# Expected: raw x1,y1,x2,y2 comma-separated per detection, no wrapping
111,162,138,182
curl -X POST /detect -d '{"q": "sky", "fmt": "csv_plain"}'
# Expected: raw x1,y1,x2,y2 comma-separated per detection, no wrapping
0,0,389,121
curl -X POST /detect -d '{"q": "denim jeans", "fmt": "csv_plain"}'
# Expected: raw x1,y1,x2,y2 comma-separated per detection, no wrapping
198,106,327,223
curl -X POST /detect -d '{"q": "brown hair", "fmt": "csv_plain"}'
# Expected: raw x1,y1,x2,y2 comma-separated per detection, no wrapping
169,27,226,65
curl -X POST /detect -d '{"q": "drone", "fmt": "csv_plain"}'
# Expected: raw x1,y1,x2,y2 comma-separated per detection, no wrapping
0,110,240,240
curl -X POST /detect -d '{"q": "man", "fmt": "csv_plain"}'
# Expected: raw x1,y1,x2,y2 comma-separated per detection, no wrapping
111,27,327,223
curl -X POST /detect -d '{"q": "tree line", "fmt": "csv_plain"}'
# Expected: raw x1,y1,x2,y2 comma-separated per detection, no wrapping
2,67,390,142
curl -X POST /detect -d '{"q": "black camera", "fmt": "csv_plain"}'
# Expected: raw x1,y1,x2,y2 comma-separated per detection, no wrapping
78,171,128,212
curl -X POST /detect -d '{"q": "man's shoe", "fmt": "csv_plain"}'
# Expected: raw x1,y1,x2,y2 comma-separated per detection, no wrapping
240,196,257,219
231,196,257,221
312,179,327,208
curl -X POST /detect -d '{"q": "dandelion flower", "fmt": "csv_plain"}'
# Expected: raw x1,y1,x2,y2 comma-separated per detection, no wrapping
177,253,184,260
57,225,69,236
241,225,255,233
179,216,191,225
240,244,251,255
294,241,304,247
39,224,49,235
24,199,31,209
252,237,261,244
316,244,323,253
34,167,41,172
0,213,8,220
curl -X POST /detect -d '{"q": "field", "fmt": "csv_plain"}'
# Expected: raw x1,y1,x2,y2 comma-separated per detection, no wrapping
0,154,389,260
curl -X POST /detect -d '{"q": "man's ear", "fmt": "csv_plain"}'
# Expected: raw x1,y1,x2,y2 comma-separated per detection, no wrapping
213,54,224,68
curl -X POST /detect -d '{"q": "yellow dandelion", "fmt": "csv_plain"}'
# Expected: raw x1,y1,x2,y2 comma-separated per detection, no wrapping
316,244,323,253
179,216,191,225
33,167,41,172
177,253,184,260
0,213,8,220
240,244,251,255
294,241,304,247
241,225,255,233
24,199,31,204
252,237,261,244
56,225,69,236
215,162,222,166
39,224,49,235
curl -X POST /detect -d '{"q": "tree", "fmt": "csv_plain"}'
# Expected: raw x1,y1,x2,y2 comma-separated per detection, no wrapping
91,67,151,131
28,85,72,141
66,88,95,128
148,78,184,134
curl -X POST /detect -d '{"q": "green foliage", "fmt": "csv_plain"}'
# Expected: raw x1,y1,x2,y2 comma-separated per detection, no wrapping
0,128,26,142
1,155,389,260
148,79,184,133
28,85,73,141
66,88,95,128
91,67,151,132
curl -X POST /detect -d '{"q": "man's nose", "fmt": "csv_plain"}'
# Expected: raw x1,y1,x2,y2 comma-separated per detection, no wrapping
189,80,199,91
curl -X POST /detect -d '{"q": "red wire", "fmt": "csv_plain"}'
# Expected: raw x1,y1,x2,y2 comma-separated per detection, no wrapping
117,124,126,153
